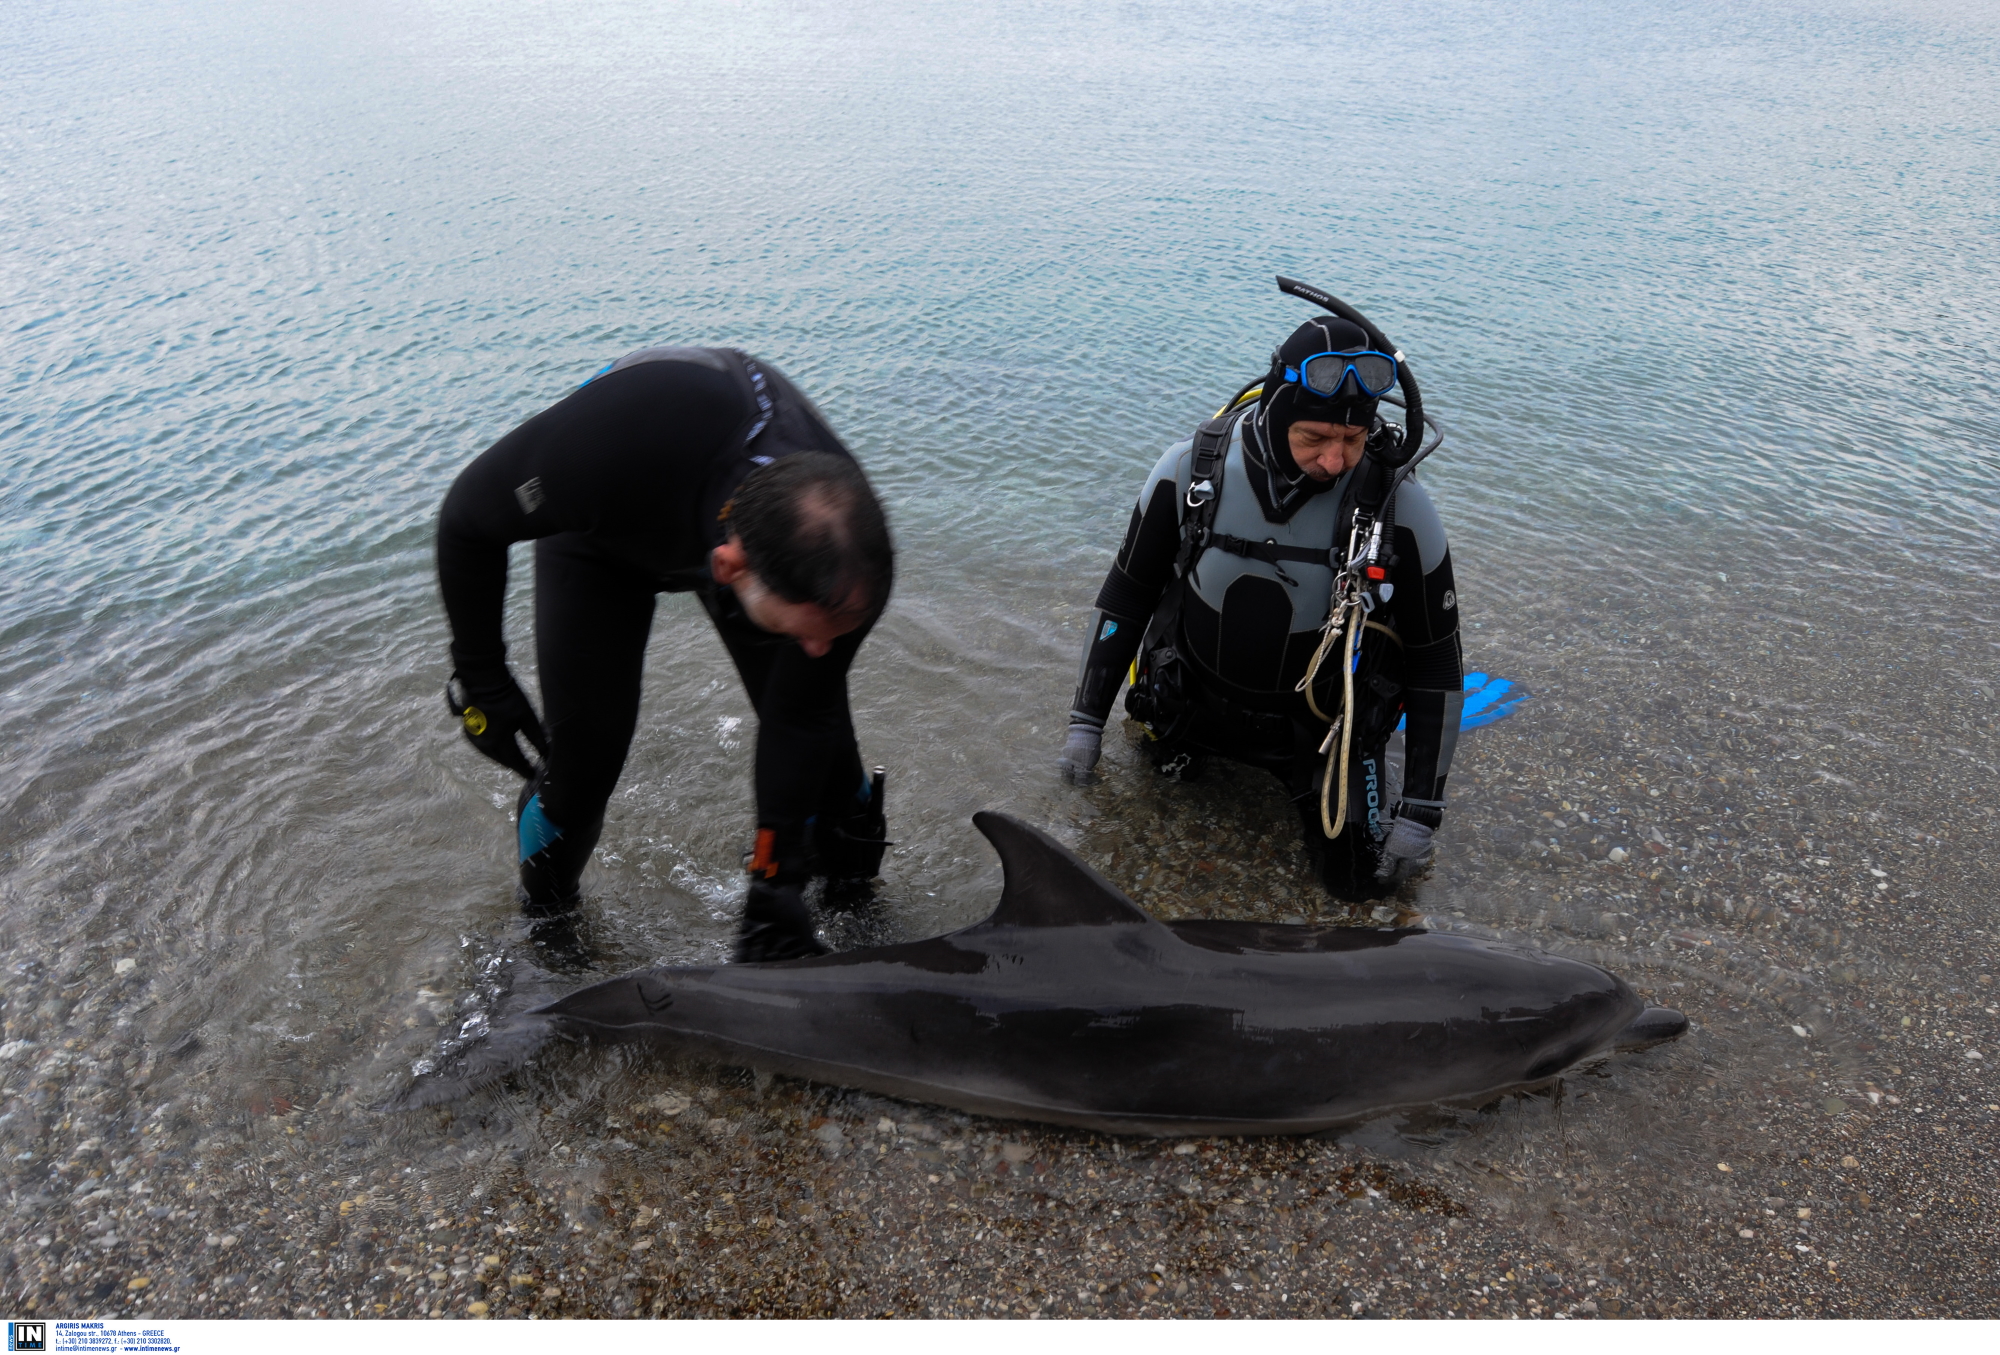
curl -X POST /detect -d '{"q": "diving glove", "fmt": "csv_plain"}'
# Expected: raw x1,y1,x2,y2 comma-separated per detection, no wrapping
1373,807,1440,886
1057,722,1103,785
447,669,548,778
734,881,828,964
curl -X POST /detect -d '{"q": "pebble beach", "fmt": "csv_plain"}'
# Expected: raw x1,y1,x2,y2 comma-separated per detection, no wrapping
5,0,1997,1322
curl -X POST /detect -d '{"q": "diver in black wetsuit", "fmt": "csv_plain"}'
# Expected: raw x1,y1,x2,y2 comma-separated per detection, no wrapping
1057,293,1464,900
436,346,894,961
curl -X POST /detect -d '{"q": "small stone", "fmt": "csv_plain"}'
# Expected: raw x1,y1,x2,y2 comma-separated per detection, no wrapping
1716,1163,1731,1172
1607,848,1628,864
1000,1142,1032,1164
1738,1229,1755,1238
542,1286,562,1299
219,1235,239,1249
877,1118,897,1133
483,1254,501,1267
1796,1208,1811,1219
467,1301,489,1317
1173,1143,1197,1155
1841,1155,1859,1168
1791,1025,1810,1038
644,1092,691,1118
115,959,137,976
127,1276,150,1290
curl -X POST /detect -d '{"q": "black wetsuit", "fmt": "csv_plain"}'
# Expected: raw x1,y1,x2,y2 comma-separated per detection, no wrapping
1067,411,1464,897
436,347,872,887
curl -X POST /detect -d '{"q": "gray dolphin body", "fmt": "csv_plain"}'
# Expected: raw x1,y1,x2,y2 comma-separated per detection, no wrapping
526,813,1685,1136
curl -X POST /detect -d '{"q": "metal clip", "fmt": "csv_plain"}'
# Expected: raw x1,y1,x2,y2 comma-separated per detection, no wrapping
1267,539,1298,588
1319,717,1343,755
1186,479,1215,508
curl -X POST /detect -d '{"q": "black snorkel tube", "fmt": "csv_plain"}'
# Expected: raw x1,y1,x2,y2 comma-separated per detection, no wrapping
1273,275,1444,493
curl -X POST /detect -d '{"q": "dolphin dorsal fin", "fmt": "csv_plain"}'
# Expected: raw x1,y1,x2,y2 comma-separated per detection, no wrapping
971,811,1156,928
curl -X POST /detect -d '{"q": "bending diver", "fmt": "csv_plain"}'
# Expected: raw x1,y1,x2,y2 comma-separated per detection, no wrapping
1058,280,1463,900
435,346,895,961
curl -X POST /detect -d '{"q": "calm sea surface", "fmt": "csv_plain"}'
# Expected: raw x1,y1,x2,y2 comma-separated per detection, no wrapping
4,0,1997,1317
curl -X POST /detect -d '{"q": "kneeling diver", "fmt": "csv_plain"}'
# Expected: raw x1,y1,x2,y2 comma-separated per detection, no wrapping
1057,280,1463,899
435,346,895,960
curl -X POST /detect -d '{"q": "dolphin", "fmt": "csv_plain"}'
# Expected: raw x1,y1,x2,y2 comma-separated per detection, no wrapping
418,812,1684,1136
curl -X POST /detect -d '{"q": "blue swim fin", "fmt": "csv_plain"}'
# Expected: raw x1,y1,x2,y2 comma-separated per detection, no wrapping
1394,671,1530,733
1458,672,1530,730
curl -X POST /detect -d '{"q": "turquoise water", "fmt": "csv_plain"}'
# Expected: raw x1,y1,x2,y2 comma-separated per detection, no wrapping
4,0,1998,1310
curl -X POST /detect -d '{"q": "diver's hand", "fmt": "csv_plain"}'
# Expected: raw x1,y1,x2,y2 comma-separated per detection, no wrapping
447,669,548,778
1373,813,1437,885
1058,723,1102,785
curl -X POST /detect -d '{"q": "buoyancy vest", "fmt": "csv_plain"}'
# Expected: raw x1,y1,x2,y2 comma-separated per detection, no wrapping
1128,404,1408,740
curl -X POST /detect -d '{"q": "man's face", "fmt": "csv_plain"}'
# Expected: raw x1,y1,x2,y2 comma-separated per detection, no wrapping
710,538,864,658
1287,420,1368,480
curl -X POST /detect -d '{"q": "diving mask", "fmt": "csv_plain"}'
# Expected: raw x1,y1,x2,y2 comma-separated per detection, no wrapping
1284,349,1399,400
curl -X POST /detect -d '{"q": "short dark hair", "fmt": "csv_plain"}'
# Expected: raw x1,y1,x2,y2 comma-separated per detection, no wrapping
730,452,894,620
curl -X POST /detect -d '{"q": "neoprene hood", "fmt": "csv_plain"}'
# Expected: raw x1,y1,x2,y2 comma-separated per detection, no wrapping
1261,315,1380,440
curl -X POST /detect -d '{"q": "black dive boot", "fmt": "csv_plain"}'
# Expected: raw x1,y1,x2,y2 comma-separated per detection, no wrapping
734,881,828,963
1296,797,1391,904
516,776,603,919
811,767,891,911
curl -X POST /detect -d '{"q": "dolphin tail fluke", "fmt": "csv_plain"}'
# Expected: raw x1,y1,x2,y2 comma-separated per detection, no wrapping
1613,1007,1689,1049
970,811,1156,929
376,1014,562,1111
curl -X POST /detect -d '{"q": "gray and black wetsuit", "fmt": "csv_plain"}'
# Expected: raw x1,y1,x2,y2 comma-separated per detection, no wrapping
436,347,878,895
1067,409,1464,896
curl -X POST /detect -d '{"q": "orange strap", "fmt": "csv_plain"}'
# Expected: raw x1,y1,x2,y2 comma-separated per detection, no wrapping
748,827,779,879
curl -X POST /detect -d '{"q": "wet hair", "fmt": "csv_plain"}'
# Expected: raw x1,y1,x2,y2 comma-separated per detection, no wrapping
730,452,894,620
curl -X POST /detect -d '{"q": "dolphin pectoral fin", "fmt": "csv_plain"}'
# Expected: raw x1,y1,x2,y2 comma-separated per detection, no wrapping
1614,1007,1689,1049
376,1014,560,1111
969,811,1157,929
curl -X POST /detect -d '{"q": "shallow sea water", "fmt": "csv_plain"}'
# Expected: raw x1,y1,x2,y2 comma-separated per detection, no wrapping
3,0,1998,1320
